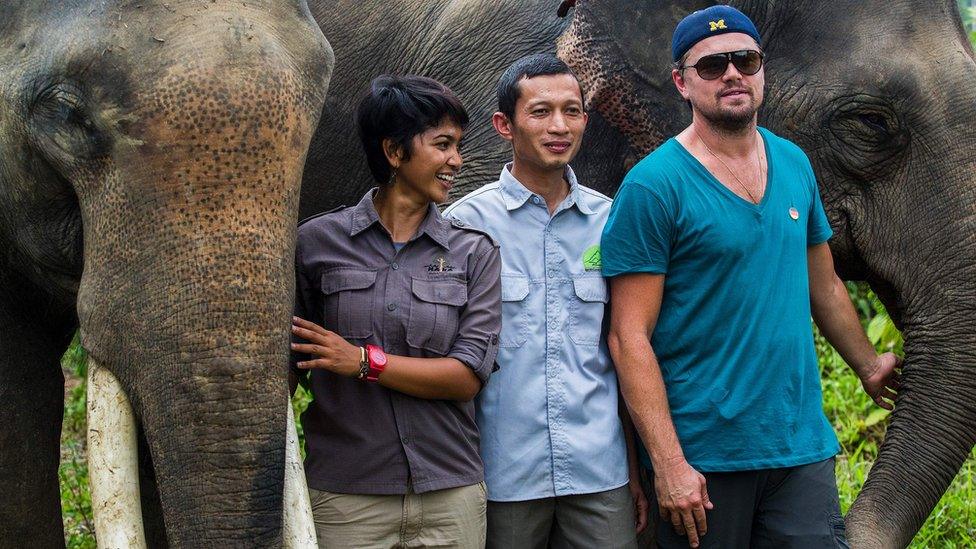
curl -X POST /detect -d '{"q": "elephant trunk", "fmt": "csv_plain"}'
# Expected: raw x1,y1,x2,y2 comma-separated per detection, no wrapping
846,321,976,548
79,234,311,544
135,354,289,545
70,6,333,543
87,359,315,547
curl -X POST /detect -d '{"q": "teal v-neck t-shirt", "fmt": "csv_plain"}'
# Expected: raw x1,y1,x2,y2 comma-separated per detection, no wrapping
601,127,839,472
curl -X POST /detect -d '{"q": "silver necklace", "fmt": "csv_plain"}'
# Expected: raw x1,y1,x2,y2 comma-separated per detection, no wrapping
696,129,766,204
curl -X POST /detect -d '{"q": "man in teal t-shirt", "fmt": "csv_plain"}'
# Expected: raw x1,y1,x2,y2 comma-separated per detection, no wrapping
601,5,900,549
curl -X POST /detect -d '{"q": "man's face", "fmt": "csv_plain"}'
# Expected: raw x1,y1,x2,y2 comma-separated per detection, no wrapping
674,32,765,132
497,73,588,173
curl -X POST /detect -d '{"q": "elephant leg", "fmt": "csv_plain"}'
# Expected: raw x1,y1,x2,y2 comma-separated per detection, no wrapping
0,310,67,548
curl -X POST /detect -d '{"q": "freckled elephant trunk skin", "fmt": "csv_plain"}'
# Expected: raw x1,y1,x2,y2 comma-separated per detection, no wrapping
846,340,976,548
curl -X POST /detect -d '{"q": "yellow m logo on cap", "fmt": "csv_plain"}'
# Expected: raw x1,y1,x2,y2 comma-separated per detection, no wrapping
709,19,727,31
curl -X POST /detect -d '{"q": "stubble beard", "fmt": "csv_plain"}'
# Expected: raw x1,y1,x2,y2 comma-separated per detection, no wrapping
695,94,761,134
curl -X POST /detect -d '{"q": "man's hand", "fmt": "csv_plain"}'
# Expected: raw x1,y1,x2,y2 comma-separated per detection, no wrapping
860,352,901,410
630,475,650,534
290,316,362,377
655,459,712,548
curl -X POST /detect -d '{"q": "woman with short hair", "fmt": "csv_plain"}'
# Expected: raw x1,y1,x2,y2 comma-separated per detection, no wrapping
290,74,501,548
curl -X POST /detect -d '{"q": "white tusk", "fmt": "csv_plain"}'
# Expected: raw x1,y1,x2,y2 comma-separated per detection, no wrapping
87,358,148,549
88,357,316,546
283,404,318,547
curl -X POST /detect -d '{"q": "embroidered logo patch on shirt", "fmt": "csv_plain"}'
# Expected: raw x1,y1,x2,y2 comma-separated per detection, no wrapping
426,256,456,272
582,245,602,271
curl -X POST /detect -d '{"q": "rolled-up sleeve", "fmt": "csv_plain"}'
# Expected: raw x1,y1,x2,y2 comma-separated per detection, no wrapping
447,241,502,385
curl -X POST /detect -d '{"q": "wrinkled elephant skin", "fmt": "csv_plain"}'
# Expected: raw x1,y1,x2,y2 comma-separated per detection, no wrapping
303,1,976,547
0,1,332,546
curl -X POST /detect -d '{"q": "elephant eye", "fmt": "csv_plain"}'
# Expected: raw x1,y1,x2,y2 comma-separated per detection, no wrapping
857,112,889,133
829,99,904,147
825,96,909,182
29,82,110,161
34,84,87,125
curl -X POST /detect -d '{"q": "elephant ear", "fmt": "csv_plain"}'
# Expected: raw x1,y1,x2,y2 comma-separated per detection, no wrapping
557,0,577,17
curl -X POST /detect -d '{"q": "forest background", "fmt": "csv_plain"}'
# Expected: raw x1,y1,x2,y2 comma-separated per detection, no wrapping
55,4,976,546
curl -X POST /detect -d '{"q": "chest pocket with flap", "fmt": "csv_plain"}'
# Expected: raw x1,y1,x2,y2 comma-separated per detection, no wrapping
320,269,377,340
569,275,608,346
499,275,530,349
407,276,468,355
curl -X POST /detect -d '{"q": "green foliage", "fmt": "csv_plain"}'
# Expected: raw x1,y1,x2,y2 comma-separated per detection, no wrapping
60,439,94,549
291,384,313,459
965,6,976,47
59,333,94,548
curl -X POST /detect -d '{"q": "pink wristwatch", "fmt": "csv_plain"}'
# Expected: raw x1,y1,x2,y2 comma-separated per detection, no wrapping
365,344,388,382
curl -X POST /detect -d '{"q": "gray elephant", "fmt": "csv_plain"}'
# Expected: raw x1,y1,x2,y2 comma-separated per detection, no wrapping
0,1,332,546
301,1,976,547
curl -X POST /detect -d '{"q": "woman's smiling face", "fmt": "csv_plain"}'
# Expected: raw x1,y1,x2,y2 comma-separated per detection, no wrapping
392,119,464,204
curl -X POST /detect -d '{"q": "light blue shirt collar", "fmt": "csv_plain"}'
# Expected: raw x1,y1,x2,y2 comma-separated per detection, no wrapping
498,163,596,216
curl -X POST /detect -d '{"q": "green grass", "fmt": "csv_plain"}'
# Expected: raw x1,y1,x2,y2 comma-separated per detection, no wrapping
59,334,94,549
58,288,974,546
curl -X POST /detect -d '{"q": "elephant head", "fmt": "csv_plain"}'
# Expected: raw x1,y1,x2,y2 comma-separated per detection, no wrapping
0,0,332,545
559,0,976,546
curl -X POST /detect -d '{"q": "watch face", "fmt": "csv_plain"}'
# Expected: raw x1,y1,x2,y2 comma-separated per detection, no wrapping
368,347,387,366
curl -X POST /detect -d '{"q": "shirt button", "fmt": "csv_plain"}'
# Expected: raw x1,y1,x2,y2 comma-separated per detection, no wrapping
387,303,397,311
532,196,541,205
401,437,410,444
547,270,556,278
391,262,399,270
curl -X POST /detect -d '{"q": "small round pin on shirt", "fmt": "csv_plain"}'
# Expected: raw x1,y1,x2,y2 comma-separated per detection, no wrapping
789,207,799,220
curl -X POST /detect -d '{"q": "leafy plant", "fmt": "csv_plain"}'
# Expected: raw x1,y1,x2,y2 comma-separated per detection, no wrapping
291,384,313,459
59,333,94,548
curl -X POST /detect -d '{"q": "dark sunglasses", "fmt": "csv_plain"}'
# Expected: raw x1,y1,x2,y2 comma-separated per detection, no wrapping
680,49,764,80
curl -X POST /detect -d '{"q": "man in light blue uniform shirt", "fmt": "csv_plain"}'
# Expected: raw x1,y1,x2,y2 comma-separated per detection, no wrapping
445,54,647,549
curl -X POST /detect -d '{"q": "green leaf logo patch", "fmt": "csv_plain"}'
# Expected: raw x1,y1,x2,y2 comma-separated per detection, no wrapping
582,245,601,271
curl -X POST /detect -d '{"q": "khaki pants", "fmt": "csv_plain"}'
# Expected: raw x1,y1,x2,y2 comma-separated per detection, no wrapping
309,482,487,548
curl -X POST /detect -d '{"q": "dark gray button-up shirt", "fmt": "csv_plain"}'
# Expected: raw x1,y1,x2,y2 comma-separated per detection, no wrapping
293,189,501,495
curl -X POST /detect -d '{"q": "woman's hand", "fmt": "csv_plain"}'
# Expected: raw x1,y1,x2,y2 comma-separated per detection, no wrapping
291,316,362,378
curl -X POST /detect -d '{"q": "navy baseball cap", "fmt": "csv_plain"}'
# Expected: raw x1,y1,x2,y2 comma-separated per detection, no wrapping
671,5,761,62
